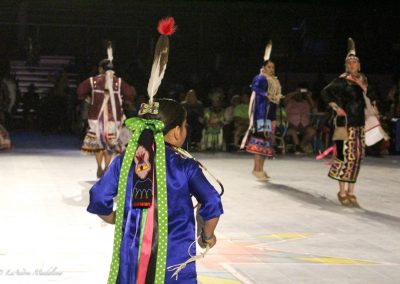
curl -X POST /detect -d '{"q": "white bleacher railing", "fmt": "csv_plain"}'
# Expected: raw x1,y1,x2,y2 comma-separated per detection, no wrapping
9,55,77,96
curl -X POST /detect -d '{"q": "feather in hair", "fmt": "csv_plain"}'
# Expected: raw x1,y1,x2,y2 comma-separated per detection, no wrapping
347,37,356,56
107,41,113,62
263,40,272,61
147,17,176,103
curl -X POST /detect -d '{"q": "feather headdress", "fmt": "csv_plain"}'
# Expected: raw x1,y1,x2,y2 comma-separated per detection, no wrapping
98,41,114,70
345,37,359,62
105,18,177,284
263,40,272,62
107,40,113,65
104,41,118,122
147,17,176,104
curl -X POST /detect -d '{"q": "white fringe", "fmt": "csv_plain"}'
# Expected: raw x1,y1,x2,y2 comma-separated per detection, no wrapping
166,237,210,280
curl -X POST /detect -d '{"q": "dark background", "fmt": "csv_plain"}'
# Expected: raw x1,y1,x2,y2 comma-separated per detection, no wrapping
1,0,399,94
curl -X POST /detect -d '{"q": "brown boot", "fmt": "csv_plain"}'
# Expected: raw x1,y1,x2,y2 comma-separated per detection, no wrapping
252,170,270,181
347,194,361,208
337,192,351,206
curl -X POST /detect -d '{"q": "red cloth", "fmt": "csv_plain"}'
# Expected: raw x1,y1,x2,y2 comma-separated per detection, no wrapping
77,74,135,120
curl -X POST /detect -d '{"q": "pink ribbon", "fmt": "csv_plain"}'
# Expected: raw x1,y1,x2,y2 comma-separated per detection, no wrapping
315,145,336,165
136,173,155,284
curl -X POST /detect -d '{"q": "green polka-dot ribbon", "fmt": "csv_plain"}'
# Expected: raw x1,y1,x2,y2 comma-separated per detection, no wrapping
107,117,168,284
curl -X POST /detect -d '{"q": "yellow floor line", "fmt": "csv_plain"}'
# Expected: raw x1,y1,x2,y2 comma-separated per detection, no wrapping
198,275,242,284
295,256,379,264
258,232,313,240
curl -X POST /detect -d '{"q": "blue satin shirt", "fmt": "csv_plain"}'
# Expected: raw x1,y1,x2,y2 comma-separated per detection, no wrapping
87,145,224,283
251,74,273,132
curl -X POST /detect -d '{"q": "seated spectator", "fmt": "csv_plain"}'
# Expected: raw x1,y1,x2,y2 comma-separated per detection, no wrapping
285,83,316,154
274,105,288,153
1,73,16,117
208,88,225,109
181,89,205,150
387,75,400,153
387,74,400,119
233,93,249,147
223,94,241,150
202,97,224,150
0,124,11,150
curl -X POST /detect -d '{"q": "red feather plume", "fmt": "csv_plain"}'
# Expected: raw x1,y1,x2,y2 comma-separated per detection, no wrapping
157,17,176,36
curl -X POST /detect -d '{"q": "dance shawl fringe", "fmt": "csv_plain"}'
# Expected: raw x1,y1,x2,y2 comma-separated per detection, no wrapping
107,117,168,284
240,91,256,149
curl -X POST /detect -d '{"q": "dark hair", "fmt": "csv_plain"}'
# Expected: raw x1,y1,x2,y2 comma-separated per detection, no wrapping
262,59,274,67
140,98,187,135
98,59,113,71
298,82,309,89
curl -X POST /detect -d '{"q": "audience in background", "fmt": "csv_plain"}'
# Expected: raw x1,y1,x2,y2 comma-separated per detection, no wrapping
233,93,249,147
4,56,399,158
284,83,316,154
223,94,240,151
181,89,205,150
202,95,225,150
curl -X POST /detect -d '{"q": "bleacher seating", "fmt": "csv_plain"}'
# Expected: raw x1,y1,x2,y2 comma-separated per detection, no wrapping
9,55,78,97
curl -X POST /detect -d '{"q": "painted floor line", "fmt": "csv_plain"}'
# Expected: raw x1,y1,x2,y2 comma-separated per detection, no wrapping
221,262,254,284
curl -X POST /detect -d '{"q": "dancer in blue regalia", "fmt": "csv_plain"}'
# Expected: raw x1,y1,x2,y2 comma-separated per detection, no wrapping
87,17,223,284
241,41,284,180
